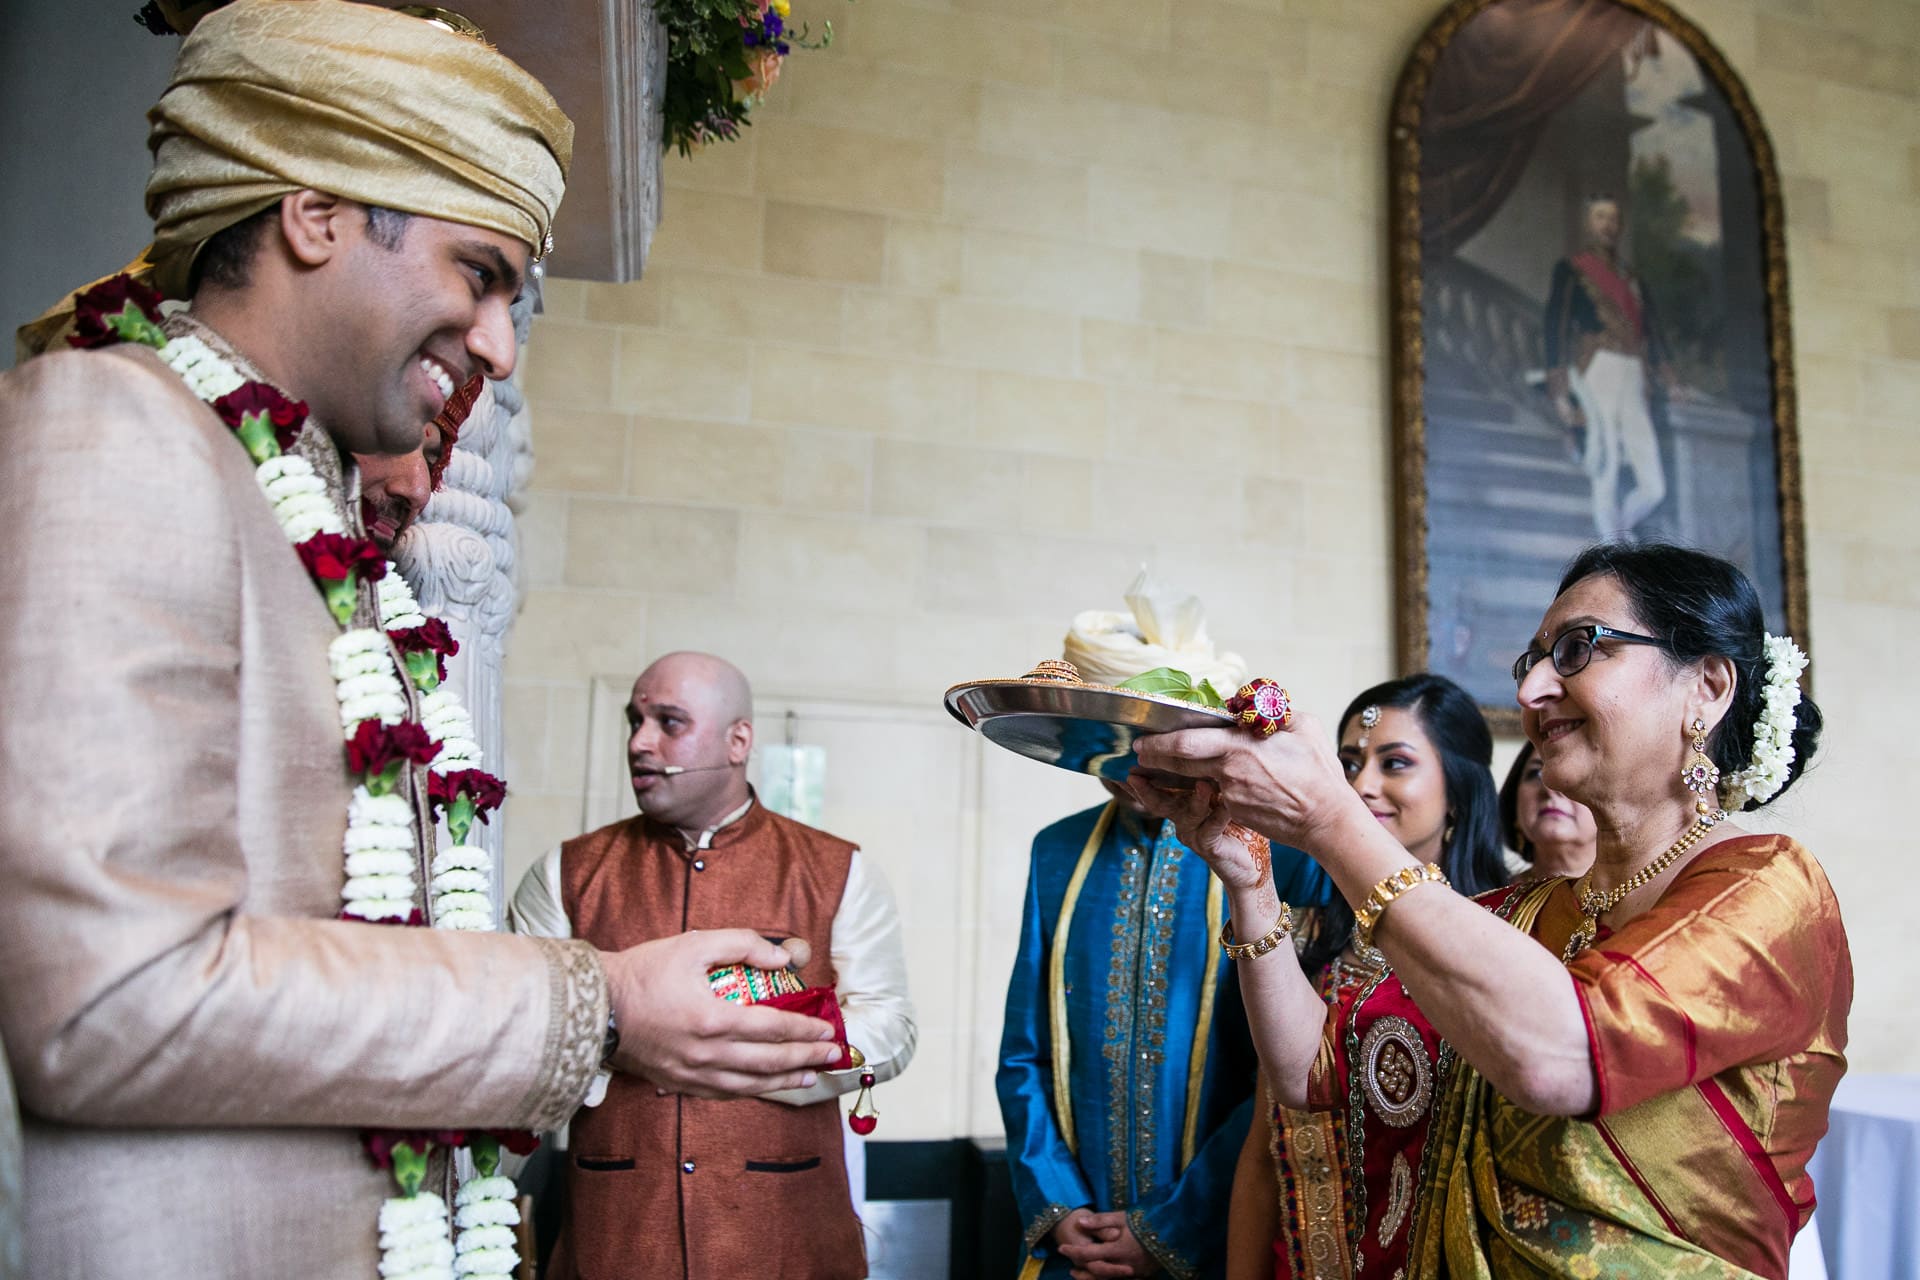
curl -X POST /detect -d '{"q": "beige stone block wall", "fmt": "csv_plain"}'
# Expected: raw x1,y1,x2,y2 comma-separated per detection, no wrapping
505,0,1920,1126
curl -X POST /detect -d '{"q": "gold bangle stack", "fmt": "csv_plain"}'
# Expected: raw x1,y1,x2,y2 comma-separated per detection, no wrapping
1220,903,1296,960
1352,863,1447,951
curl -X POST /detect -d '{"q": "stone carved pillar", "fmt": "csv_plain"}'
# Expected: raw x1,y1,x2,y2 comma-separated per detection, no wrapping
393,290,539,922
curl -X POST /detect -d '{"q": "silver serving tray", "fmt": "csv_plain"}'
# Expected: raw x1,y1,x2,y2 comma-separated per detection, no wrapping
944,677,1232,783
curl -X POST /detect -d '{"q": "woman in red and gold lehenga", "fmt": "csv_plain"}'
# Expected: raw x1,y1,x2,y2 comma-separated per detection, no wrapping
1218,674,1512,1280
1136,542,1849,1280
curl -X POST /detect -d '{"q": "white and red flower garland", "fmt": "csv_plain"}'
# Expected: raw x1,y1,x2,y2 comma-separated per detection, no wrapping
71,276,523,1279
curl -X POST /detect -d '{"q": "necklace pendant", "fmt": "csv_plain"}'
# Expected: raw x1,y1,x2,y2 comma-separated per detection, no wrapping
1562,915,1596,965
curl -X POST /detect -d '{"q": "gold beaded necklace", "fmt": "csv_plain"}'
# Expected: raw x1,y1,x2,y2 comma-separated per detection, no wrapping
1561,811,1721,963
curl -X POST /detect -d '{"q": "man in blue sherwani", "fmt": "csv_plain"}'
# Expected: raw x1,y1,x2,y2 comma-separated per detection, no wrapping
996,583,1329,1279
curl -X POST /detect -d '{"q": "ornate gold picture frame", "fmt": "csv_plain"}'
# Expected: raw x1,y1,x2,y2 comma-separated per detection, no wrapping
1389,0,1808,731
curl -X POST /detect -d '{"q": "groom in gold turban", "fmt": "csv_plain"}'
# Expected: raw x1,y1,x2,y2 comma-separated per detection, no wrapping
0,6,843,1277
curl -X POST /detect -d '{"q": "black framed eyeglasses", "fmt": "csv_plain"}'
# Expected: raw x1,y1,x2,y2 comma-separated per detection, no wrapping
1512,624,1666,686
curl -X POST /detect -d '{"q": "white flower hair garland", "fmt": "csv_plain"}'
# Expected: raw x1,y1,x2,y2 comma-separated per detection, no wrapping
1721,633,1809,811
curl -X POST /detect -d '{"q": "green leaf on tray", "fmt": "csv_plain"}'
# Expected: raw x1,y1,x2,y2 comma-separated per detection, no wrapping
1116,667,1228,708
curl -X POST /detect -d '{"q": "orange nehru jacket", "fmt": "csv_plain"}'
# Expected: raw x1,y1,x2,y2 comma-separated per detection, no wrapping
548,804,866,1280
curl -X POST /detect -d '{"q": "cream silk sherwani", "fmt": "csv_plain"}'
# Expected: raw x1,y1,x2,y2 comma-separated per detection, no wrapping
0,327,607,1278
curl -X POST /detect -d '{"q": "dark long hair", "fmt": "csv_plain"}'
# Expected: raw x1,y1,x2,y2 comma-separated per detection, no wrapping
1299,672,1507,975
1555,542,1822,810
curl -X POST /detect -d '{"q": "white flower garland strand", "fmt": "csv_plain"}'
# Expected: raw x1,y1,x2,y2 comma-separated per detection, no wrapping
158,333,247,401
452,1176,521,1278
375,570,495,933
1722,633,1809,811
159,334,513,1279
331,629,410,732
377,1192,455,1280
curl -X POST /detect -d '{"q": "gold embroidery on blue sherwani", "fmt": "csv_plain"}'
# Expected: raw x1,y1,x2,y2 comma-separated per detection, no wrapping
1101,829,1149,1206
999,803,1332,1277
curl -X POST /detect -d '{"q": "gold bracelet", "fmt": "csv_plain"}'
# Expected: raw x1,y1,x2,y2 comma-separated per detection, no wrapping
1352,862,1447,951
1220,903,1296,960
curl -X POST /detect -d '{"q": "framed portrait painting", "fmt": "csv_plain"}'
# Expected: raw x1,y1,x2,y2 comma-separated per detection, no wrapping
1389,0,1808,729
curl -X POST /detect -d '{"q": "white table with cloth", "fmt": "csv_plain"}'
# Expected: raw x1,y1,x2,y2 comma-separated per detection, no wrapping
1801,1073,1920,1280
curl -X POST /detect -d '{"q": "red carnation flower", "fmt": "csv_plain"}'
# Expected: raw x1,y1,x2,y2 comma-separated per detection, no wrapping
484,1128,542,1157
346,719,442,777
428,768,507,824
361,1128,471,1170
296,532,388,584
68,273,166,350
389,618,461,685
212,382,309,455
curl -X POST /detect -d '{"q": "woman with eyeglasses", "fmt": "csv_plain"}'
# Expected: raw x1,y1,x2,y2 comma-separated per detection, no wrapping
1133,542,1847,1279
1498,741,1598,880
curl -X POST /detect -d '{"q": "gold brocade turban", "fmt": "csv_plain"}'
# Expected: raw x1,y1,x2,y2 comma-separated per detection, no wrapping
18,0,571,356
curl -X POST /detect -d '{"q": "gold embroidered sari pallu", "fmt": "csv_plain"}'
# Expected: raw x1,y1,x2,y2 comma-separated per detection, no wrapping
1414,1052,1771,1277
1409,838,1850,1280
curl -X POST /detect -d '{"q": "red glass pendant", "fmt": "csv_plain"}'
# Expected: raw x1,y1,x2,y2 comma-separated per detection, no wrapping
848,1072,878,1135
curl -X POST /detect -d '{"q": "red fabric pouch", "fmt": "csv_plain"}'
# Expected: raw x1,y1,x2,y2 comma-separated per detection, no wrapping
761,985,853,1070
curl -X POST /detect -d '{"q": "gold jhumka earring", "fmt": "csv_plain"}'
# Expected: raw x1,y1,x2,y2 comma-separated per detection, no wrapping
1680,715,1720,816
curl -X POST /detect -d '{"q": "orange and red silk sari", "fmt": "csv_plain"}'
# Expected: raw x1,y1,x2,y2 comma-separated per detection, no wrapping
1409,834,1852,1279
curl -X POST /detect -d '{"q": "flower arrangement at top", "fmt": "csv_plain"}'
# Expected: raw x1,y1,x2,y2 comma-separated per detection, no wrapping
660,0,838,155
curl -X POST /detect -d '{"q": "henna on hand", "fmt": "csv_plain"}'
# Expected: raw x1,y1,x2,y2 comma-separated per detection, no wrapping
1227,822,1272,886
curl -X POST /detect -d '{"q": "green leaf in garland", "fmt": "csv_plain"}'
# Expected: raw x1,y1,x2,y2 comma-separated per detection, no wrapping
471,1132,502,1179
401,648,441,693
364,758,407,797
233,409,281,467
446,791,478,847
104,302,168,350
320,576,358,627
390,1139,429,1198
1116,667,1226,708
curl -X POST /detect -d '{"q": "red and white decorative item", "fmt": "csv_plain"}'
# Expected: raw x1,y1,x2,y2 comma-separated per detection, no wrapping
847,1072,879,1136
1225,678,1293,737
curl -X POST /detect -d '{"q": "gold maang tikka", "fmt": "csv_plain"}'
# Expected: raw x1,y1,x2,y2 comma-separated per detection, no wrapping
1357,705,1381,751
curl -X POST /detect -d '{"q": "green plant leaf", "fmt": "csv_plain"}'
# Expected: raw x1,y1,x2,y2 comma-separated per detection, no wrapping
1116,667,1224,708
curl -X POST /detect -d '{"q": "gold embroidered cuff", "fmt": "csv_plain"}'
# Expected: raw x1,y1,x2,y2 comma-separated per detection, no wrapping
1023,1203,1075,1255
517,936,611,1131
1128,1208,1199,1280
1352,862,1447,951
1219,903,1295,960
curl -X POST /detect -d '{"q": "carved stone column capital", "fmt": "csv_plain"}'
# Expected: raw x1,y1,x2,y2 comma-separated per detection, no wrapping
388,291,541,919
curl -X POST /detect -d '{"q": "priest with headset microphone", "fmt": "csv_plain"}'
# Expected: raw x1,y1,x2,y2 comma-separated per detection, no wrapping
510,651,915,1280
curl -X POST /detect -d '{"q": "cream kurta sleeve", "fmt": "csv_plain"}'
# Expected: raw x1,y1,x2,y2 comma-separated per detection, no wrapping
762,850,917,1107
509,847,572,939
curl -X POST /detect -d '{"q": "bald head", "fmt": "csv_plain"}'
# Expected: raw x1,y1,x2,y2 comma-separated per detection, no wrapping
625,652,755,831
642,651,753,722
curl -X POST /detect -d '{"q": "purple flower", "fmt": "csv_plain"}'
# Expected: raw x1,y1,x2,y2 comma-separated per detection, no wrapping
743,11,784,46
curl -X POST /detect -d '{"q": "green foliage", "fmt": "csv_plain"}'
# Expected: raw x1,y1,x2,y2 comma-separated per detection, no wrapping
658,0,839,157
660,0,758,156
1116,667,1228,708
